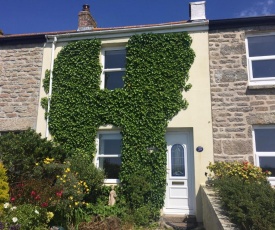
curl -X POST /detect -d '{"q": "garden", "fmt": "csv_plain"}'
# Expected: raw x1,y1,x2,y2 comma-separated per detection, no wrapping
0,129,161,230
207,161,275,230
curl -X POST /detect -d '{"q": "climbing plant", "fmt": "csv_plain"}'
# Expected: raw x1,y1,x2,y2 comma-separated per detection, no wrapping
44,32,195,212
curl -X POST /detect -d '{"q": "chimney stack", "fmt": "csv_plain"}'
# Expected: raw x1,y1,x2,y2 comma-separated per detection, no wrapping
189,1,206,21
78,4,97,31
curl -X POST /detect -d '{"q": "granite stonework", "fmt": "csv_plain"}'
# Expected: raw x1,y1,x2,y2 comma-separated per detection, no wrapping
209,26,275,162
201,186,239,230
0,43,44,132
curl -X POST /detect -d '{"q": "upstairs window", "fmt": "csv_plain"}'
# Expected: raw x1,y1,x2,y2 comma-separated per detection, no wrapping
101,48,126,90
253,126,275,185
246,34,275,85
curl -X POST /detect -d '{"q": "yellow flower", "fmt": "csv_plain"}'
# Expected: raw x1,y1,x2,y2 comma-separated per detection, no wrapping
35,163,39,166
65,168,70,173
46,212,54,223
75,202,79,206
69,196,73,200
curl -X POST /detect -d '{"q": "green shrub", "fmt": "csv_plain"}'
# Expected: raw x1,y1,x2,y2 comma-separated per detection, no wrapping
214,176,275,230
1,203,50,230
207,161,271,182
0,162,9,215
68,149,105,203
0,129,69,184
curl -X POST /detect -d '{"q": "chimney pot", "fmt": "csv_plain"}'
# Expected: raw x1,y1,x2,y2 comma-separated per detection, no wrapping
189,1,206,21
83,4,90,12
78,4,97,31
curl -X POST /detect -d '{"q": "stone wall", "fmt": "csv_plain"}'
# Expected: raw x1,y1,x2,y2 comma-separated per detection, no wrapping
209,27,275,162
201,186,239,230
0,43,44,132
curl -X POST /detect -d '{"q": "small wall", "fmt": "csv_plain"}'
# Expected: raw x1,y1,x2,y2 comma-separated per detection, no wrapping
200,185,239,230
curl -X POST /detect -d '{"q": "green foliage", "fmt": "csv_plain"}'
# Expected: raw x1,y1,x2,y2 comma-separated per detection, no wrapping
0,163,9,215
46,33,195,220
214,176,275,230
68,149,105,203
207,161,271,182
43,69,50,94
1,203,49,230
0,129,69,184
49,39,102,153
40,97,48,119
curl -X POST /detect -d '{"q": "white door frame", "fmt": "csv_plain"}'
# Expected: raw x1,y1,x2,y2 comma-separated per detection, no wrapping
163,130,195,215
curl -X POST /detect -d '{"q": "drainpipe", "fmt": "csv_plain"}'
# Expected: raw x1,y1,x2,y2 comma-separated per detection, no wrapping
45,36,57,138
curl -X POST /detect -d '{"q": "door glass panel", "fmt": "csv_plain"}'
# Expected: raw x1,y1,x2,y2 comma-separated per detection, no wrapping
171,144,185,177
259,157,275,176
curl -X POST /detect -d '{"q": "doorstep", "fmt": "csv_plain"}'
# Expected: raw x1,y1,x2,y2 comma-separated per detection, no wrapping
161,215,205,230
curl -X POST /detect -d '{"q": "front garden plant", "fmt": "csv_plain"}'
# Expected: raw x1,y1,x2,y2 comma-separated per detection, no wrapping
207,161,275,230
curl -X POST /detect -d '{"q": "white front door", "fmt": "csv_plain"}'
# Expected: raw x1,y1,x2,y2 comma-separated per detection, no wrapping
164,131,195,215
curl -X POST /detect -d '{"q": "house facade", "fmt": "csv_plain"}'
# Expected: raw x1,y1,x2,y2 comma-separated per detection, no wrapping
2,1,275,223
209,16,275,185
34,4,213,220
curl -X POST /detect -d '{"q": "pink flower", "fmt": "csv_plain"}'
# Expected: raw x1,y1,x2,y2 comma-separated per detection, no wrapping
31,191,36,197
10,197,16,202
35,195,41,200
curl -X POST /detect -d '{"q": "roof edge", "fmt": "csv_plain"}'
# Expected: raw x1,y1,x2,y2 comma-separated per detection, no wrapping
209,15,275,30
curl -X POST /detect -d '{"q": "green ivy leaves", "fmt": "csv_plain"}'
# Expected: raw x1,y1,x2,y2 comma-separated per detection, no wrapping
45,32,195,210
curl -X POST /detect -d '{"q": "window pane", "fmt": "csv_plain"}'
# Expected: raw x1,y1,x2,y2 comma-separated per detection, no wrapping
171,144,185,177
105,71,124,90
99,139,122,155
248,35,275,57
105,50,126,69
252,59,275,78
99,157,121,179
259,157,275,176
255,128,275,152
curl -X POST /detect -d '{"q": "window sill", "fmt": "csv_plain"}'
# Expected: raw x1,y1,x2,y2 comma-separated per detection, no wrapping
248,83,275,90
104,179,120,184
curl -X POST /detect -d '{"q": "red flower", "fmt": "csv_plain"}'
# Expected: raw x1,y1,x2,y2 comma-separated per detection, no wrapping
56,190,63,198
41,202,48,207
35,195,41,200
31,191,36,197
10,197,16,202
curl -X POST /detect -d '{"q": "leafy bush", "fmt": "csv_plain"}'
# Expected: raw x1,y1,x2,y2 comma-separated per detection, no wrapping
208,162,275,230
67,149,105,203
207,161,271,182
0,129,69,184
1,203,51,230
214,176,275,230
0,162,9,216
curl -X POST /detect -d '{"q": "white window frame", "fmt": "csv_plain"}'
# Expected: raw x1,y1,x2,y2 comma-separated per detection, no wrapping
253,125,275,185
246,33,275,86
100,47,126,90
95,131,122,184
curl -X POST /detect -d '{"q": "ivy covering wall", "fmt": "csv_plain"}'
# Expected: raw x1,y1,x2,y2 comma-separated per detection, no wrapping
44,32,195,210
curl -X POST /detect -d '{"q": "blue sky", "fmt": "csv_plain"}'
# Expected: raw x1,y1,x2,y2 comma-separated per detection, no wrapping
1,0,275,34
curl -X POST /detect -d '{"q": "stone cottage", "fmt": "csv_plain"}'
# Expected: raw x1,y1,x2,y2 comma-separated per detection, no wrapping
209,16,275,185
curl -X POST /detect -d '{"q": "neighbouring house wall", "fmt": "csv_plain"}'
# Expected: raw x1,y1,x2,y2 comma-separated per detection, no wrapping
209,26,275,162
0,43,44,132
